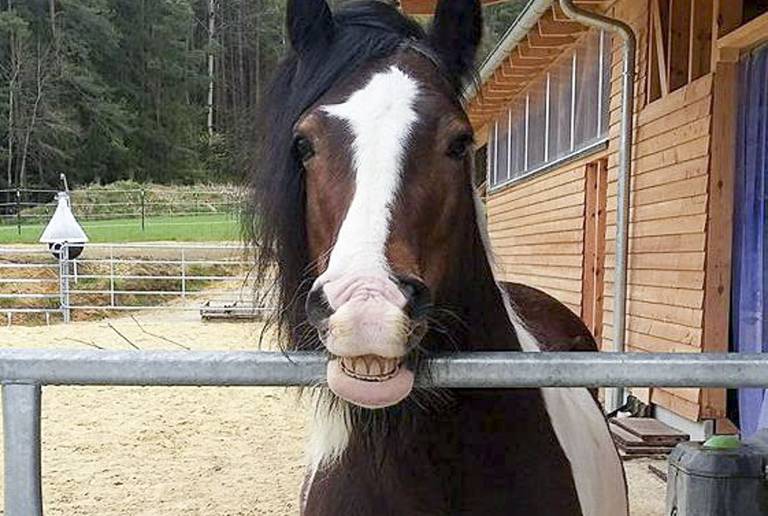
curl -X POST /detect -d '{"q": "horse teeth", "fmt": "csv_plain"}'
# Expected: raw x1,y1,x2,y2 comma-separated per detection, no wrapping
338,355,401,381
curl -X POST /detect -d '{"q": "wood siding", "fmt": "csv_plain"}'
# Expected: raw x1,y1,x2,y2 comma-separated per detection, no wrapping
601,0,716,421
486,153,606,316
482,0,725,422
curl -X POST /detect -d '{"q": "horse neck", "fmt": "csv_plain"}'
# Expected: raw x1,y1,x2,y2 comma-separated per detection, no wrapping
430,214,521,353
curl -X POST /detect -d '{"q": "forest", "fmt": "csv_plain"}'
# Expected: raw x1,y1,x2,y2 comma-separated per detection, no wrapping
0,0,523,189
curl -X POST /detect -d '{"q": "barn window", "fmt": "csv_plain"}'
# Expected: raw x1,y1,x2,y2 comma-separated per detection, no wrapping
647,0,714,103
487,30,612,189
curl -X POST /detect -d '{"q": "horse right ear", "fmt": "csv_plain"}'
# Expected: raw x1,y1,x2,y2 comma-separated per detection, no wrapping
287,0,335,56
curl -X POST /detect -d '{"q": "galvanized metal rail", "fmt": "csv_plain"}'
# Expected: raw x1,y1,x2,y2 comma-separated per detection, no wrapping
3,349,768,515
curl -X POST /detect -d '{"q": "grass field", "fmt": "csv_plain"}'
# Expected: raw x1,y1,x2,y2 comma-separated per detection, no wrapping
0,213,240,244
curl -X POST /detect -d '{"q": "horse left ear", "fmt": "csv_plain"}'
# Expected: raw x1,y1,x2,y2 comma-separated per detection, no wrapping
429,0,483,82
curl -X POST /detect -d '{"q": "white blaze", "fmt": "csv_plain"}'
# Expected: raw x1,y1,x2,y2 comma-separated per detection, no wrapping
320,66,420,280
308,66,419,469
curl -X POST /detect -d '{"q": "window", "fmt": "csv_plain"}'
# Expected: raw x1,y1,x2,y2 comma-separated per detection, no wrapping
487,30,612,189
647,0,714,103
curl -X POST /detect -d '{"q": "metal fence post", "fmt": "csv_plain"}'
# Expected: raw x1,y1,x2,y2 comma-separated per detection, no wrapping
110,247,116,308
181,249,187,301
59,246,70,324
15,188,21,236
3,383,43,516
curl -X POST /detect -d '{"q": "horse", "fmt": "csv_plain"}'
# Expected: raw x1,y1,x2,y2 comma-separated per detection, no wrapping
246,1,628,514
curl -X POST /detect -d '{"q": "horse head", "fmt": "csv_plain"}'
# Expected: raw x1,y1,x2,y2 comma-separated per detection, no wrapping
250,0,493,410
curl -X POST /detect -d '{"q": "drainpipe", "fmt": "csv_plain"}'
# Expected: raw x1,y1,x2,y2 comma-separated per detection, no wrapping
558,0,637,413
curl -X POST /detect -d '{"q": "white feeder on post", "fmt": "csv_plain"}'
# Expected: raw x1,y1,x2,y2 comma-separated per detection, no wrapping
39,190,88,260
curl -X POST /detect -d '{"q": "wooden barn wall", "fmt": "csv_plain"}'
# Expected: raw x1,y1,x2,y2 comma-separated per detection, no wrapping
601,0,716,421
486,153,604,316
482,0,721,423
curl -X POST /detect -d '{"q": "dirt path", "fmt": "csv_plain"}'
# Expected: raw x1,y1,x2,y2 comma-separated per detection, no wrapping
0,312,666,515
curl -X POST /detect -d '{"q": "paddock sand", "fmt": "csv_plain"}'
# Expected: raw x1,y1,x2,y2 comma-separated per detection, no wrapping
0,312,666,515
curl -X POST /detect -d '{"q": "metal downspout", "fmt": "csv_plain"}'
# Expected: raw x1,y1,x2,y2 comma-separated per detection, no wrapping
558,0,637,413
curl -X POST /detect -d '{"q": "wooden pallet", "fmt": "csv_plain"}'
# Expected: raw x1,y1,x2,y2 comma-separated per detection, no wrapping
200,301,270,322
610,417,689,459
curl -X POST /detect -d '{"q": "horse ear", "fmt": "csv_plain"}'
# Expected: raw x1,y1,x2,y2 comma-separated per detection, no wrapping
287,0,335,56
429,0,483,81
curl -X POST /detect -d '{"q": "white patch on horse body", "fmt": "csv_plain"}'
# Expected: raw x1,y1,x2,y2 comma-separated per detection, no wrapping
472,194,628,515
320,66,420,280
497,289,629,516
307,395,351,470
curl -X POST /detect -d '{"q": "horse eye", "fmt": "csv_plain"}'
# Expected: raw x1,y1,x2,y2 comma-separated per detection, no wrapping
294,136,315,162
447,134,473,161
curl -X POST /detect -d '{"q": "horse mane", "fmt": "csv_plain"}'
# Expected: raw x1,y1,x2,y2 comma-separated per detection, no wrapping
245,1,473,349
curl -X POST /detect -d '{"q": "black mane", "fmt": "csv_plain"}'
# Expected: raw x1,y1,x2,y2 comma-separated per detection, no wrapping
245,1,466,349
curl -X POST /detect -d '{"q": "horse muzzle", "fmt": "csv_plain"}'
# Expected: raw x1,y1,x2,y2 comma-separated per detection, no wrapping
306,274,430,409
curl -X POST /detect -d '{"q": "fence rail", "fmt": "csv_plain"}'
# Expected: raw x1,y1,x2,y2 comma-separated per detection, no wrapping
2,350,768,515
1,243,258,324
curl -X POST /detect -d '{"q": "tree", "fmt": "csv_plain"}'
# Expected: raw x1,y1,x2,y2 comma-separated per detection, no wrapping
0,0,526,191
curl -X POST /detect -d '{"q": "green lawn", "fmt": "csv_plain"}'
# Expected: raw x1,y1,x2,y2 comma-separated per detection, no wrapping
0,214,241,244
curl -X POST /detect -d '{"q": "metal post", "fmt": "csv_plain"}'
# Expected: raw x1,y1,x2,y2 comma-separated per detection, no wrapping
559,0,637,413
3,383,43,516
181,249,187,301
59,245,70,324
15,188,21,236
140,189,146,232
109,247,116,308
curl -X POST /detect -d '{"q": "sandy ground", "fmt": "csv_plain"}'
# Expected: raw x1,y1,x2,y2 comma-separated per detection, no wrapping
0,311,667,515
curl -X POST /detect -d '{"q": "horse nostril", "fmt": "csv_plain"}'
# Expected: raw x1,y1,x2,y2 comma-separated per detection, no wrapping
394,276,431,320
306,286,333,327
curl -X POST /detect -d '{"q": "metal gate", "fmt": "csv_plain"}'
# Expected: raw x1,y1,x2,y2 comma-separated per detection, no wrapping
3,349,768,515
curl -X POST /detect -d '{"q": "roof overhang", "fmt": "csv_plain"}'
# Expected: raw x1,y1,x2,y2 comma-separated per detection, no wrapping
465,0,613,130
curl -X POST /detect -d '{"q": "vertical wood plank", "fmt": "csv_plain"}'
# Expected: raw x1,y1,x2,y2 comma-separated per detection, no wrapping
668,0,692,91
652,0,671,97
700,60,738,420
582,162,598,333
688,0,713,82
581,159,608,343
593,158,608,343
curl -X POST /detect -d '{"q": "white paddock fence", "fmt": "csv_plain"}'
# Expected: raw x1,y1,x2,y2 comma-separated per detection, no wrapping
0,243,265,324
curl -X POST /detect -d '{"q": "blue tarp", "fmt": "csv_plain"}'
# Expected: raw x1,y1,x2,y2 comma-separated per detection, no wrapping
732,43,768,437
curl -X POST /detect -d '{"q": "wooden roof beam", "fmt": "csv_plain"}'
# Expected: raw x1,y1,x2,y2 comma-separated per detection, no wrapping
526,31,579,48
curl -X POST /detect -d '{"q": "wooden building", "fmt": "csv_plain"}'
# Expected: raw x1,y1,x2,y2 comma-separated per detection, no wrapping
461,0,768,436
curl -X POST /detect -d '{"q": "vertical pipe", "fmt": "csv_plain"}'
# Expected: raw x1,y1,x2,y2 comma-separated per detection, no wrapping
3,383,43,516
109,247,116,308
559,0,637,413
59,246,70,324
181,249,187,301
